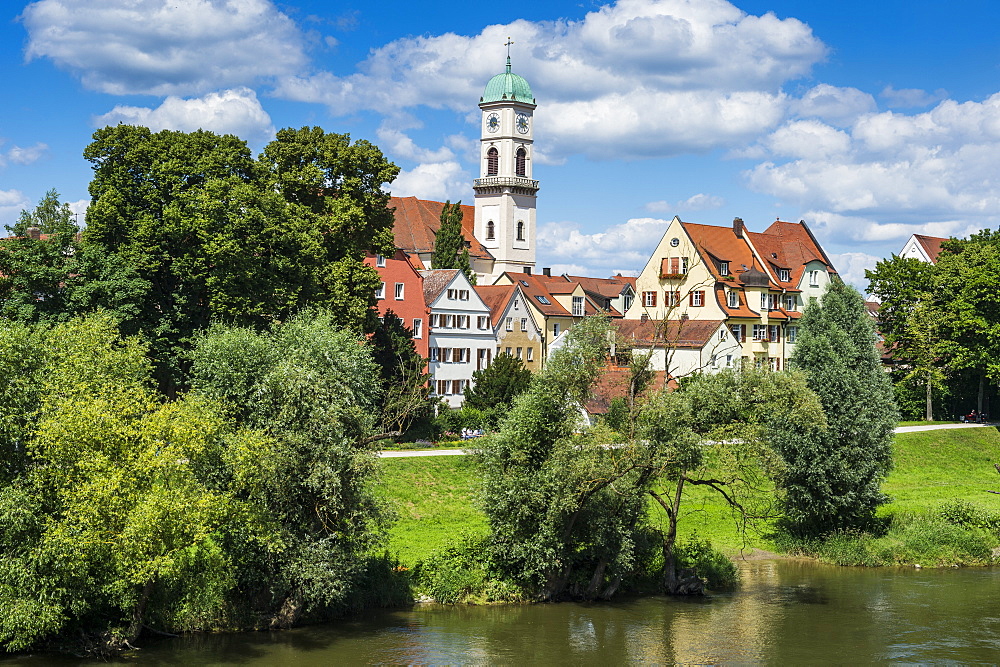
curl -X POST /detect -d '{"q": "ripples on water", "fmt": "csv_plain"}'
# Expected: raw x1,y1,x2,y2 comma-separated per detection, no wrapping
13,560,1000,665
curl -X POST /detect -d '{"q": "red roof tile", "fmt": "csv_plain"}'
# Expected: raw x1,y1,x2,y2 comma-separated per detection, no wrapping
389,196,493,261
474,284,518,327
914,234,947,263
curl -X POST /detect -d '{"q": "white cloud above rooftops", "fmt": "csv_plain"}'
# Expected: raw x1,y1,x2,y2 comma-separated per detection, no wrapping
92,88,275,143
21,0,307,96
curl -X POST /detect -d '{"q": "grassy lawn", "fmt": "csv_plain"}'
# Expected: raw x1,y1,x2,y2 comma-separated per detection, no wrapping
378,455,487,566
376,426,1000,565
898,420,960,427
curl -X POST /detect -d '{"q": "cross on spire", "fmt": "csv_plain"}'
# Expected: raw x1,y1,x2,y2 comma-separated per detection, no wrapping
505,37,513,72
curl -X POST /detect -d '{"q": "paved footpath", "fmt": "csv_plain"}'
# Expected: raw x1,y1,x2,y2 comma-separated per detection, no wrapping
380,422,995,458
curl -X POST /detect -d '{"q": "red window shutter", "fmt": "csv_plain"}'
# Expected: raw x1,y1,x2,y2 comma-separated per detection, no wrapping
670,257,680,274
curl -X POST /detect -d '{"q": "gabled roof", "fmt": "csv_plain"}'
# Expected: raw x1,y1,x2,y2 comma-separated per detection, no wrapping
749,220,836,287
914,234,947,263
613,319,724,349
714,285,760,318
681,221,771,287
474,283,518,327
499,271,573,317
420,269,460,306
389,196,493,261
558,274,634,299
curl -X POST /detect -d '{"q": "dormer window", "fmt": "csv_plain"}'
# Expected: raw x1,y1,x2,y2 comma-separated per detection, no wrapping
719,261,729,276
486,221,495,240
487,147,499,176
516,147,526,176
778,268,790,282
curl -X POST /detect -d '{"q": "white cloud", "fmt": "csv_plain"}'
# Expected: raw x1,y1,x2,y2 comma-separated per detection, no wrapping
376,122,455,163
6,143,49,165
828,251,881,293
880,85,947,109
388,161,470,203
274,0,826,158
21,0,307,96
92,88,275,143
537,216,669,275
0,190,31,231
746,93,1000,247
789,84,875,126
645,193,724,213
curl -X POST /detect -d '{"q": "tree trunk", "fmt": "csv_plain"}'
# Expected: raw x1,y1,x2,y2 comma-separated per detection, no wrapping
128,578,156,643
925,374,933,421
979,374,985,415
585,559,608,598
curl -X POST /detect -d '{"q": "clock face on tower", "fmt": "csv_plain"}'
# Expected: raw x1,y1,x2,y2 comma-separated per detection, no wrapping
516,112,530,134
486,113,500,133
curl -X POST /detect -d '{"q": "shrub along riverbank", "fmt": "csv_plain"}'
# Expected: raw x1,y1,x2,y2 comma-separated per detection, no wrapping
379,425,1000,592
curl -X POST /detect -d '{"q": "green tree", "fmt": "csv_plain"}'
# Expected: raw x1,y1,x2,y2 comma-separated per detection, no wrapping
934,231,1000,414
463,351,532,423
189,310,389,626
79,125,399,393
0,314,278,652
0,190,83,323
779,279,897,536
371,310,432,436
431,200,474,284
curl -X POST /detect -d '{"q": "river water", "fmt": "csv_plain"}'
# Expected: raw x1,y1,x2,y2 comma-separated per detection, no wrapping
13,559,1000,664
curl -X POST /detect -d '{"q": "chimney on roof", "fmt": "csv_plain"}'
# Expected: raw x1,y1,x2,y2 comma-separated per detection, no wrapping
733,217,744,239
524,266,531,275
26,226,41,241
543,267,551,277
640,313,649,323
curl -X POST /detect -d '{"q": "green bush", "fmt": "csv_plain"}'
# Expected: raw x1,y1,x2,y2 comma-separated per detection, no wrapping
414,534,523,604
674,535,739,590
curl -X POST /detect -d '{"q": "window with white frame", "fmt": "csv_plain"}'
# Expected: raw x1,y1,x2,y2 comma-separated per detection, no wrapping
436,379,449,395
441,348,452,362
376,254,386,267
526,347,534,362
666,291,680,307
413,318,422,338
753,324,768,341
430,347,439,362
787,326,798,343
768,325,780,343
809,270,820,286
521,317,528,331
478,315,490,329
718,328,727,341
516,347,523,359
727,290,739,309
623,293,634,312
444,314,455,328
778,268,790,282
394,283,404,300
376,282,385,299
505,347,512,356
460,289,469,300
513,296,520,309
785,294,795,310
690,291,704,307
642,291,657,307
730,324,745,342
719,261,729,276
572,296,584,316
710,354,718,367
505,317,513,331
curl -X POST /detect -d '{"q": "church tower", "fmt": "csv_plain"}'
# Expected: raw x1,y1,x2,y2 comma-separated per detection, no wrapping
474,48,538,283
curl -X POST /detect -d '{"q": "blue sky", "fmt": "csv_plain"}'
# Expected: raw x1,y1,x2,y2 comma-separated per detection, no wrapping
4,0,1000,290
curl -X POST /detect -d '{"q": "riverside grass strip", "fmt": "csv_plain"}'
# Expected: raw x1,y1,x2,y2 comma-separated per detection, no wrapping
378,427,1000,566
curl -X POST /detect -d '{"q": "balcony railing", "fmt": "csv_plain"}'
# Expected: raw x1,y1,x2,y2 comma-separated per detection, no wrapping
474,176,540,189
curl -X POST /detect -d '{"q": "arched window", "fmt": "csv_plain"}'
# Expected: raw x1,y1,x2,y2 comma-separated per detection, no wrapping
486,147,499,176
486,221,495,240
515,147,526,176
516,220,525,241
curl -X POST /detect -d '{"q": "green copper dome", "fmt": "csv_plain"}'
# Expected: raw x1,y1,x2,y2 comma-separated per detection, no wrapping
481,58,535,104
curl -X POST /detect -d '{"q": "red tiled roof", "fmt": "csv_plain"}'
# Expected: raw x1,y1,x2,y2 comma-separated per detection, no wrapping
389,196,493,261
750,220,835,286
914,234,947,263
714,285,759,318
474,284,517,327
560,274,633,299
586,367,670,415
501,272,572,317
419,269,459,306
612,318,723,348
682,221,771,286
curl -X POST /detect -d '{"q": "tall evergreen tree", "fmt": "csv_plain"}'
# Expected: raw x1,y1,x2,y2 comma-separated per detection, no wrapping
432,200,475,284
776,279,897,536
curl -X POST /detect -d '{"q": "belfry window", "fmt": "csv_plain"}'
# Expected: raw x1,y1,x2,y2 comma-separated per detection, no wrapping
486,221,495,240
516,220,525,241
487,147,499,176
515,147,526,176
